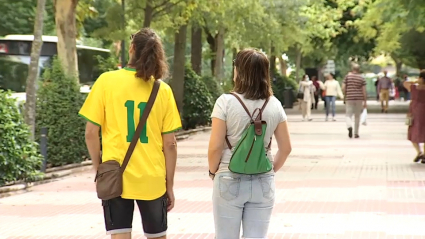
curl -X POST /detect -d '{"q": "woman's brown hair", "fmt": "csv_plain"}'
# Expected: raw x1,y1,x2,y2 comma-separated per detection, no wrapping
128,28,168,81
233,49,273,100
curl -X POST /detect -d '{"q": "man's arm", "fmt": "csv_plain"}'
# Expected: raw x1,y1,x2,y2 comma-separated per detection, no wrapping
163,133,177,211
85,122,101,171
163,133,177,187
163,133,177,188
362,85,367,108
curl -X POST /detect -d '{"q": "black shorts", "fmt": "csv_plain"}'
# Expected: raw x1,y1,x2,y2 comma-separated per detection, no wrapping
102,194,167,237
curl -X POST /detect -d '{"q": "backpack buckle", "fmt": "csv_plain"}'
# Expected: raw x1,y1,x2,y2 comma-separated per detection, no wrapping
254,120,262,135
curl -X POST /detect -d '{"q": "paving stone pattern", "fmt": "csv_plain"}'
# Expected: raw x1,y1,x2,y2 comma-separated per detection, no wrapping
1,113,424,239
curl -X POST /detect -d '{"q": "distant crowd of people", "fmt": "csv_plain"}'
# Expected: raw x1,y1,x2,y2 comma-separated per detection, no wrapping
298,65,366,138
297,66,425,163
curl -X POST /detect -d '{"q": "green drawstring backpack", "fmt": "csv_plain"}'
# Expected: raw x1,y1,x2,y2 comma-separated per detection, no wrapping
225,93,273,175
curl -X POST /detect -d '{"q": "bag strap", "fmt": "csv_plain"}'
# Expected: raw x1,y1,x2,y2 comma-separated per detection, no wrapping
229,92,252,118
120,80,161,173
225,93,271,150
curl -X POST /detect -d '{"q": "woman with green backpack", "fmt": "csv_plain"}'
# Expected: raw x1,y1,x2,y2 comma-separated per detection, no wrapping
208,48,292,239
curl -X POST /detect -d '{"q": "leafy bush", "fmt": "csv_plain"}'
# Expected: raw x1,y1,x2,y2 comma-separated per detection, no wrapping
182,66,214,130
36,58,89,166
221,78,234,93
96,55,119,73
0,91,43,186
272,72,297,105
201,75,224,102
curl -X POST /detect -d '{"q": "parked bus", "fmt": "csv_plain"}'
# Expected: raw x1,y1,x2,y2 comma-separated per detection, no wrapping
0,35,110,102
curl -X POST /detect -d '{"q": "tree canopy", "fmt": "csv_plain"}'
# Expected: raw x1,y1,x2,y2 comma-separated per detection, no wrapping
1,0,424,81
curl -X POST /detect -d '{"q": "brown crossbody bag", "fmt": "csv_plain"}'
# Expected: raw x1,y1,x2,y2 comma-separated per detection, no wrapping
94,80,161,200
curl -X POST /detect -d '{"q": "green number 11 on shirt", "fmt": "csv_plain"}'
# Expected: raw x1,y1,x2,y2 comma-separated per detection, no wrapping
125,100,148,143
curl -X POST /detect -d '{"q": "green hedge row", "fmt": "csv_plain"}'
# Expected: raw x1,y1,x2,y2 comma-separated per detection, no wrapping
36,58,89,167
0,91,43,186
182,66,215,130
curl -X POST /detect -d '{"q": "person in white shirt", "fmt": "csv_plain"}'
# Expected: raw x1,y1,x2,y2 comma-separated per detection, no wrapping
319,73,344,121
299,75,316,121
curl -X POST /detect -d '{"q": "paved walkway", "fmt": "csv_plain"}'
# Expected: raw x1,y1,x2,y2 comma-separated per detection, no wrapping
1,114,424,239
287,100,409,114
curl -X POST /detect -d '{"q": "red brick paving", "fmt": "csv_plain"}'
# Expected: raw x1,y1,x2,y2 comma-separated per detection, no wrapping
2,114,425,238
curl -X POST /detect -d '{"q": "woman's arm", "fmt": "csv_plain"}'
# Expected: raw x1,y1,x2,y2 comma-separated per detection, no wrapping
208,118,226,174
403,80,415,92
337,82,344,99
273,121,292,172
319,81,326,90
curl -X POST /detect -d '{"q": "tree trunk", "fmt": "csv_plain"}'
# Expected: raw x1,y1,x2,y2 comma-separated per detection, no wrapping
391,54,403,77
54,0,79,79
278,55,287,76
205,29,216,76
214,27,225,82
395,61,402,77
144,0,153,28
120,0,127,67
231,48,237,87
270,43,276,77
295,46,302,82
25,0,46,139
170,25,187,114
191,24,202,75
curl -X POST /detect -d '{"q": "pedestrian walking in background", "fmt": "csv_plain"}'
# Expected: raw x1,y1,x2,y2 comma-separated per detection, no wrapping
208,48,292,239
79,28,182,239
375,77,380,101
342,64,367,139
311,76,320,110
299,74,316,121
402,75,411,101
403,70,425,163
377,71,393,113
319,73,344,121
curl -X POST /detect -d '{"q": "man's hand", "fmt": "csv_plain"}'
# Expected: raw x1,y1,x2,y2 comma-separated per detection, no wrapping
166,188,175,212
363,102,367,109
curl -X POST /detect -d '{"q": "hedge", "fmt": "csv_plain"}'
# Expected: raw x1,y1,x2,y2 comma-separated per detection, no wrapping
36,58,89,167
0,91,43,186
201,75,224,102
182,66,214,130
272,72,297,105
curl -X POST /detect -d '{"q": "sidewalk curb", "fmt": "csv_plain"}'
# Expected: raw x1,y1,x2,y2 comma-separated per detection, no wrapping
0,126,211,198
0,167,92,198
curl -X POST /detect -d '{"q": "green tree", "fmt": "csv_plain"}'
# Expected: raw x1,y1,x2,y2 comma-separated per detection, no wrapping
0,0,55,36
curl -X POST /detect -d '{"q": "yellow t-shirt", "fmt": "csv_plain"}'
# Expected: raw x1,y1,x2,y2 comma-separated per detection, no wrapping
79,68,182,200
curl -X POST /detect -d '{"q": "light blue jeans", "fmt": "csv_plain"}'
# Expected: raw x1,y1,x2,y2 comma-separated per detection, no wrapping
213,172,275,239
325,96,336,117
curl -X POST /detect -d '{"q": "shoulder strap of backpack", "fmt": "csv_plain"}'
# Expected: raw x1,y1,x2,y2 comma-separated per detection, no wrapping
252,97,270,121
229,92,251,118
